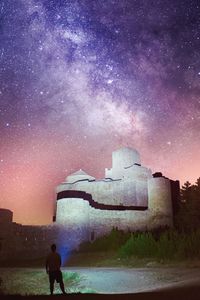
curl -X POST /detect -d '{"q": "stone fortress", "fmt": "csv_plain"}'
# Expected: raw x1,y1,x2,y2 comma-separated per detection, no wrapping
0,147,180,262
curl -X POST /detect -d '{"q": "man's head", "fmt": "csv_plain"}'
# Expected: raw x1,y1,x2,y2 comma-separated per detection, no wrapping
51,244,56,252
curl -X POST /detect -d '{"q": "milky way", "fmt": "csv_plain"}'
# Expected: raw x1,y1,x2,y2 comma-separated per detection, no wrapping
0,0,200,224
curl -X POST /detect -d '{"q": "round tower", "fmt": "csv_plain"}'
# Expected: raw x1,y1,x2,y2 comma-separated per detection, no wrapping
111,147,141,179
148,177,173,227
56,198,90,227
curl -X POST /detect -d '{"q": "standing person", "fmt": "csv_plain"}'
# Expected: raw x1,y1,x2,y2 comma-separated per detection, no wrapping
46,244,66,295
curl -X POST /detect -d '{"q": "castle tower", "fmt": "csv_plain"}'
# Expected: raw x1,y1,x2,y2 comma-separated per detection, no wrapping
56,197,90,227
56,197,90,246
148,177,173,227
105,147,141,179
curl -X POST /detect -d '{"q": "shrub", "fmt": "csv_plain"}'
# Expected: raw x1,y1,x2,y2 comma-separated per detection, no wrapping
119,232,157,258
119,229,200,261
78,228,131,252
79,228,200,261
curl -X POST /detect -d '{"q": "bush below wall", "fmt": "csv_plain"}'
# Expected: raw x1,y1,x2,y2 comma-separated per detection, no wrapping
78,228,200,261
119,230,200,260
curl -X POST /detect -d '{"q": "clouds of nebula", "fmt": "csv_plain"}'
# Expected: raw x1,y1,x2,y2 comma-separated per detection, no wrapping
0,0,200,224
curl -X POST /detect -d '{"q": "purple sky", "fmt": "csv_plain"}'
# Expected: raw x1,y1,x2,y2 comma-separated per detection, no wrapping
0,0,200,224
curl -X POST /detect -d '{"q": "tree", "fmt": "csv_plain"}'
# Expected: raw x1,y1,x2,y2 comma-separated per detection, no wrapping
180,181,192,202
175,178,200,232
194,178,200,199
195,177,200,189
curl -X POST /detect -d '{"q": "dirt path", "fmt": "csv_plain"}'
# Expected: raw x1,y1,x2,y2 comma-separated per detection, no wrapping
65,267,200,293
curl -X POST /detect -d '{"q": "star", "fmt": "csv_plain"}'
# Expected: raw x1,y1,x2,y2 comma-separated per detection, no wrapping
107,79,113,84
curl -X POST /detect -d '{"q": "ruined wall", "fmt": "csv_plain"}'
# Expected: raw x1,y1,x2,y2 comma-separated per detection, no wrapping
0,217,59,262
0,209,13,260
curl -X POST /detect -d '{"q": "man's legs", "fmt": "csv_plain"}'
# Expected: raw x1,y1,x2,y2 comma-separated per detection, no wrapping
59,280,66,294
49,273,55,295
50,281,54,295
58,271,66,294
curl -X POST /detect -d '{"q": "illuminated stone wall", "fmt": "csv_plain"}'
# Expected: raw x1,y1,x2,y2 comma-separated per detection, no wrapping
55,189,173,243
55,147,173,243
56,198,90,226
57,179,148,206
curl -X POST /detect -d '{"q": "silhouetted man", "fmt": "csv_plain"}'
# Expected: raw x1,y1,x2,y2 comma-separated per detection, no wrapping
46,244,66,295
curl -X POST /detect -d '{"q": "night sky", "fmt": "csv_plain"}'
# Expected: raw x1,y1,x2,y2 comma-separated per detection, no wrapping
0,0,200,225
